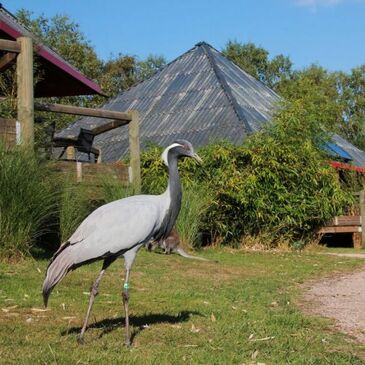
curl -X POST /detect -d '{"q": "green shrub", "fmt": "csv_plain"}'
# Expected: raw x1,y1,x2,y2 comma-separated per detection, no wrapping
203,103,353,245
140,102,353,247
0,145,56,258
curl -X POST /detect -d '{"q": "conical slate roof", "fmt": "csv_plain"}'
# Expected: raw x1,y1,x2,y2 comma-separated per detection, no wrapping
57,42,281,161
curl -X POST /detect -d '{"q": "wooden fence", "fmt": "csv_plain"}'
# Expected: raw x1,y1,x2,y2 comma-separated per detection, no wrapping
50,160,129,184
0,117,16,148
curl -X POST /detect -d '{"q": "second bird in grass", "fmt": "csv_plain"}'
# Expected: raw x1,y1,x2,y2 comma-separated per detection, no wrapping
42,139,202,345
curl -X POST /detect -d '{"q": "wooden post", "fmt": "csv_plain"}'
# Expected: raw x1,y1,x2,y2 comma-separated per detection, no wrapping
128,110,141,193
360,189,365,249
66,146,76,160
97,149,102,164
16,37,34,147
76,162,83,182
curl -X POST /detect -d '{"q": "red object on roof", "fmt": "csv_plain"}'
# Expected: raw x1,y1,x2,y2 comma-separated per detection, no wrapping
0,5,102,97
330,161,365,173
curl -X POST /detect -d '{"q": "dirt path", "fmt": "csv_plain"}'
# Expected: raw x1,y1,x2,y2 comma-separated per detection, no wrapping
303,253,365,343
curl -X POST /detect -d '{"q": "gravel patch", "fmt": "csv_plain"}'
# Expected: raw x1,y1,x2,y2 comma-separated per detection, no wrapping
304,265,365,343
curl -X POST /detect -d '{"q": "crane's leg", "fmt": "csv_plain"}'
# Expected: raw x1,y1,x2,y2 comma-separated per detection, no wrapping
78,258,114,344
122,247,140,346
122,267,131,346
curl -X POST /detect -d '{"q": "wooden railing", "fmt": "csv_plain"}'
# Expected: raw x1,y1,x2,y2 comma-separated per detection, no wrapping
50,160,129,184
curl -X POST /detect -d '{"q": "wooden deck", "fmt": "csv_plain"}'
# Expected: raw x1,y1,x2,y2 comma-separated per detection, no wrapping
319,216,361,233
319,215,362,248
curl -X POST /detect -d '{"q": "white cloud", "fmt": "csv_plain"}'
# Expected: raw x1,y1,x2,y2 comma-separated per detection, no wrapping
294,0,358,9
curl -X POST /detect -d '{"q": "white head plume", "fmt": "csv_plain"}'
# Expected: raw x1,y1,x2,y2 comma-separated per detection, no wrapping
161,143,183,166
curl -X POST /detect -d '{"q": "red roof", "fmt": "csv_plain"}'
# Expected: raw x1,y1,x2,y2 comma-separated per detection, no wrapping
330,161,365,174
0,5,102,97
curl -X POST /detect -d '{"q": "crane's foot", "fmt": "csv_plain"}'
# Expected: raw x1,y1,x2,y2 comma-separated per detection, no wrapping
77,335,85,345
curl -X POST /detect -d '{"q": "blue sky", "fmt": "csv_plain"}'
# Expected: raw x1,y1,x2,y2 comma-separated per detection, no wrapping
6,0,365,72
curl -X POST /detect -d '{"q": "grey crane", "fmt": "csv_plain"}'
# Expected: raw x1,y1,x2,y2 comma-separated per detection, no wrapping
42,140,202,345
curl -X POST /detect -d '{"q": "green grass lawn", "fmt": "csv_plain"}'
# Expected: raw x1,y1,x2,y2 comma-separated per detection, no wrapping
1,248,365,365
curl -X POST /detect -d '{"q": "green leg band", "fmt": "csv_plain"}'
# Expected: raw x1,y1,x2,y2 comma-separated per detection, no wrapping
123,282,129,290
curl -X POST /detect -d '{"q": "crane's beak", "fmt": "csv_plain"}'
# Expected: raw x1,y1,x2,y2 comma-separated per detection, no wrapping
192,153,203,164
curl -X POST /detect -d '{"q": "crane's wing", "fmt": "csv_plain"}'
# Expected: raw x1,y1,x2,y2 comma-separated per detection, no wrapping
68,194,163,264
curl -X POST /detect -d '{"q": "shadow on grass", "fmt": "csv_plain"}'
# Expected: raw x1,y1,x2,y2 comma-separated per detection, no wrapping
61,310,202,343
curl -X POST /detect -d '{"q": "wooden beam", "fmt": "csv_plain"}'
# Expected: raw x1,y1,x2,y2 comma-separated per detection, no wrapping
0,52,17,72
0,39,21,53
318,226,361,234
90,119,129,135
34,102,132,121
128,110,141,193
16,37,34,147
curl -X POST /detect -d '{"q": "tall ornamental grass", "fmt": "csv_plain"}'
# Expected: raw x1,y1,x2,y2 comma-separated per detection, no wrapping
59,173,134,242
176,184,211,248
0,145,56,258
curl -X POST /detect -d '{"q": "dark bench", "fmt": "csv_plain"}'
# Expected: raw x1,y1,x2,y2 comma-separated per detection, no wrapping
52,120,126,162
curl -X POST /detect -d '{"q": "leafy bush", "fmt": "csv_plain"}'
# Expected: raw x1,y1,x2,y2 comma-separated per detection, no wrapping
140,102,353,247
0,145,56,258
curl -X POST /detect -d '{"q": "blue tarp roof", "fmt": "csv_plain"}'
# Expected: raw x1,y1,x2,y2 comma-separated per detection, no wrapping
328,134,365,167
323,141,353,161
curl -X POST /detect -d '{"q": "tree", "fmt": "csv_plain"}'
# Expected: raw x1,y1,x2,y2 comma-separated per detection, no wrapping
222,41,293,90
6,9,167,147
337,66,365,149
17,10,102,82
135,55,166,82
277,65,344,133
98,55,136,97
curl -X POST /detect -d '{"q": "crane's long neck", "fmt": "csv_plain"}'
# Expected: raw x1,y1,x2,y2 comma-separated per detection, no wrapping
157,155,182,240
167,156,182,217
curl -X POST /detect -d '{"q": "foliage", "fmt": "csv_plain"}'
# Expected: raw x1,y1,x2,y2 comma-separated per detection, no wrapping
99,55,137,97
205,104,352,245
16,10,103,80
59,172,136,242
0,145,56,258
135,55,166,81
176,184,211,248
222,40,293,89
337,65,365,150
140,103,353,247
99,177,134,204
58,178,93,243
277,65,345,133
6,10,166,148
223,41,365,152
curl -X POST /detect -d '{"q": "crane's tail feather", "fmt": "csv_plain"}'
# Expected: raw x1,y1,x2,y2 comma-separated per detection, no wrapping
175,247,212,261
43,243,74,307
